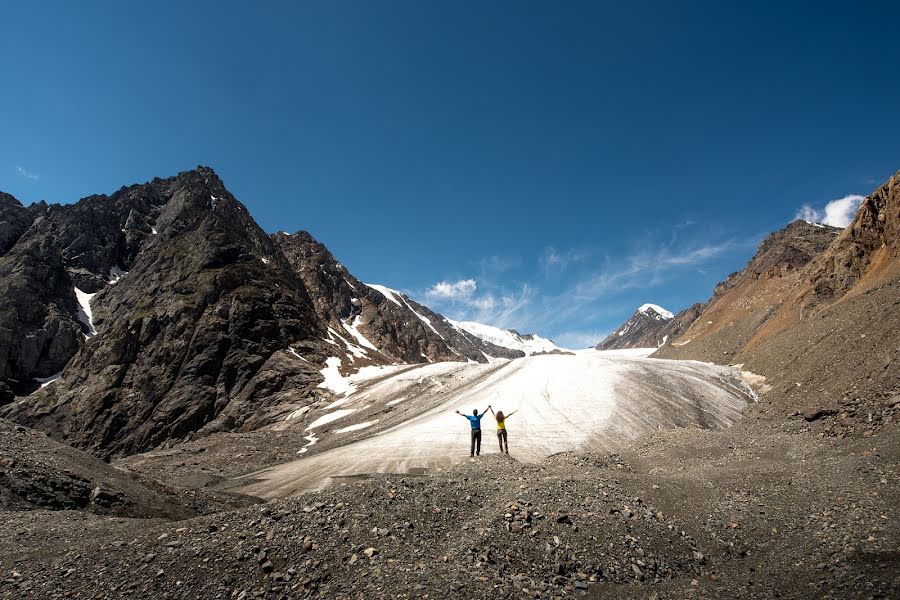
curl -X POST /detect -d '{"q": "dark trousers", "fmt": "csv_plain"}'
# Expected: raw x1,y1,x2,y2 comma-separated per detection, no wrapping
470,428,481,455
497,429,508,453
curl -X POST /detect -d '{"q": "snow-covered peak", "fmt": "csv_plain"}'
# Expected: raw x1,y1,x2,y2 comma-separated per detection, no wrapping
638,303,674,320
449,320,562,355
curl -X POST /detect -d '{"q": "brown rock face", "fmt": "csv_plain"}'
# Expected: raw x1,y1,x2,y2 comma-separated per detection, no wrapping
656,171,900,420
801,173,900,305
654,220,841,362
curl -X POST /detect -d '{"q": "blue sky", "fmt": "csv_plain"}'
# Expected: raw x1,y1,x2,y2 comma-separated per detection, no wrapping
2,1,899,347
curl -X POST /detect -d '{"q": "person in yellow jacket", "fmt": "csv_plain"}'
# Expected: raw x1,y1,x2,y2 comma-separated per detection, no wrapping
489,406,517,454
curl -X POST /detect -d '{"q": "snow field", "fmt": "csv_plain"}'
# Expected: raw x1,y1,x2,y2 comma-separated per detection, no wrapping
237,351,752,498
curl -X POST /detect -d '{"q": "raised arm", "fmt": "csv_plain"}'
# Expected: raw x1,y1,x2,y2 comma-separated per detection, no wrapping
488,405,494,415
507,410,518,418
454,410,468,418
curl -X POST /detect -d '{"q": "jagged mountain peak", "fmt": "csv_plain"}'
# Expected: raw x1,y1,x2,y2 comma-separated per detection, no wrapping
596,302,694,351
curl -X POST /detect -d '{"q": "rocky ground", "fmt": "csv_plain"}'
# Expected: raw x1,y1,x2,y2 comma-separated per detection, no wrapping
1,408,897,599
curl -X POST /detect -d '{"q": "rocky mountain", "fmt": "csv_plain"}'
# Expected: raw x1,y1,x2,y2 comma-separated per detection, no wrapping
595,303,698,350
272,231,523,368
657,172,900,422
1,168,330,458
653,220,842,360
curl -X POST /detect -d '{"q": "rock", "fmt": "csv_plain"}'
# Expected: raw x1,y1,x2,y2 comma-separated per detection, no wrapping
363,547,377,558
556,514,572,525
802,407,827,422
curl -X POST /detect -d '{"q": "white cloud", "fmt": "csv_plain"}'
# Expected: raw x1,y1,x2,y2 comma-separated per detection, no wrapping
794,194,864,228
15,165,39,181
540,246,589,273
414,231,752,343
419,278,533,330
425,279,477,300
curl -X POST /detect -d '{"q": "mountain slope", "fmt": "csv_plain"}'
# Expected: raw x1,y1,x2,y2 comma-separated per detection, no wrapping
654,220,841,360
273,230,524,365
656,172,900,421
595,303,700,350
1,168,328,457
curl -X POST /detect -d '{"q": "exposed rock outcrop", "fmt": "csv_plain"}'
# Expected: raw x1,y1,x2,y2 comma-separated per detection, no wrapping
654,220,841,361
2,168,327,458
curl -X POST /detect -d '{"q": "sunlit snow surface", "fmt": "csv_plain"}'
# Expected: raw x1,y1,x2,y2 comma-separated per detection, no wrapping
237,351,754,498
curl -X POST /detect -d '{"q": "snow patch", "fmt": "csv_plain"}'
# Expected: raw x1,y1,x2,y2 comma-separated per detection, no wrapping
151,226,158,235
34,371,63,389
334,420,379,433
318,357,353,395
288,347,308,363
261,257,271,265
342,316,379,352
107,266,127,285
365,283,403,307
401,297,443,337
297,434,318,454
306,409,356,430
74,287,97,337
387,396,407,406
328,327,369,359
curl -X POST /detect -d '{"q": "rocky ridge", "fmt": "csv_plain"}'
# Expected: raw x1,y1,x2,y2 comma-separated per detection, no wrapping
273,231,523,368
656,172,900,430
596,304,702,351
1,168,328,457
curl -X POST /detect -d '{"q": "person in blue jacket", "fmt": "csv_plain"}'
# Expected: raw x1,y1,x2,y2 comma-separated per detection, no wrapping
455,404,491,456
